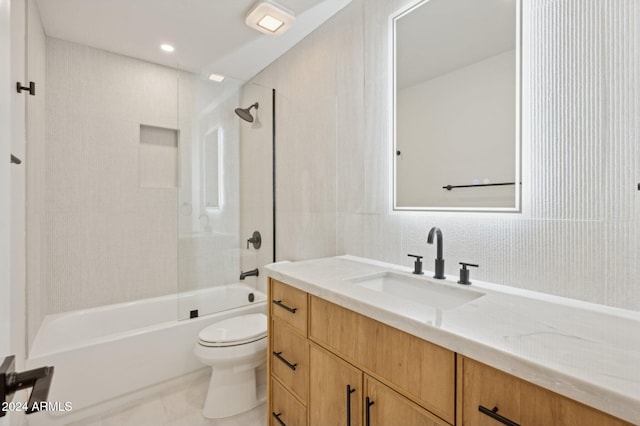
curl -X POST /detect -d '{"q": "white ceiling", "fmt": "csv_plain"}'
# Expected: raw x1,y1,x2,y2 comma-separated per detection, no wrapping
36,0,351,81
396,0,516,89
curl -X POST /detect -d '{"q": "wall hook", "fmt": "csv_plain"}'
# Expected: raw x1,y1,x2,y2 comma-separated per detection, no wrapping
1,355,55,416
10,154,22,165
16,81,35,96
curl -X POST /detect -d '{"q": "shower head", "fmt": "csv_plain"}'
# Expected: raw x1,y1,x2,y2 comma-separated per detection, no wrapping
235,102,259,122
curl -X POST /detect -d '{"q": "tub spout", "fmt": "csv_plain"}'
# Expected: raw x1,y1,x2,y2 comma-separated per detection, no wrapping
239,268,259,280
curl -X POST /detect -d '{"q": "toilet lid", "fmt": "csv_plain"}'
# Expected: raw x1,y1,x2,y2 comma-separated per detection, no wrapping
198,313,267,347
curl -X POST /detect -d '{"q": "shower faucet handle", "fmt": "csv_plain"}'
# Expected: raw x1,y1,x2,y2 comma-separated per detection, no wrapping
246,231,262,249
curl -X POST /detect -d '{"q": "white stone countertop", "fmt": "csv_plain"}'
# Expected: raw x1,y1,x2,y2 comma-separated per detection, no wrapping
265,255,640,424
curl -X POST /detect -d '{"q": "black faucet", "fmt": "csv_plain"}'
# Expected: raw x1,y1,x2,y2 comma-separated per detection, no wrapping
427,227,445,279
239,268,259,280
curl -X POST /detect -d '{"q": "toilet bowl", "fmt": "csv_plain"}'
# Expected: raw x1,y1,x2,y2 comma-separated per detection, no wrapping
194,313,267,419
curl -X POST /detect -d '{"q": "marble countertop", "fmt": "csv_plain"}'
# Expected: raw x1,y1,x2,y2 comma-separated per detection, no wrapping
265,255,640,424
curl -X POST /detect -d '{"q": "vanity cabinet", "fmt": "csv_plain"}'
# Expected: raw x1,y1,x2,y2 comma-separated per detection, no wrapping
268,278,455,425
457,356,633,426
268,278,632,426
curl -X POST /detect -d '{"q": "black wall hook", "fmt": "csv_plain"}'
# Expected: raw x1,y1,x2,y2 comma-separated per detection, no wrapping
1,355,55,416
16,81,35,96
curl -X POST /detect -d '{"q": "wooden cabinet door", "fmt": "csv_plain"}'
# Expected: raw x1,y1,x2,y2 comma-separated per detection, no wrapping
520,382,633,426
309,344,363,426
459,356,633,426
364,375,449,426
459,357,522,425
310,296,455,423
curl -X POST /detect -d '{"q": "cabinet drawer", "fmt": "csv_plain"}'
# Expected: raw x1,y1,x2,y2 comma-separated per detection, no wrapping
459,357,521,426
272,318,309,403
459,357,633,426
309,296,455,424
365,375,449,426
271,378,306,426
271,279,307,334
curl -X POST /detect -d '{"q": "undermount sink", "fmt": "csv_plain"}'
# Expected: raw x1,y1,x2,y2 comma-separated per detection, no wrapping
347,271,485,310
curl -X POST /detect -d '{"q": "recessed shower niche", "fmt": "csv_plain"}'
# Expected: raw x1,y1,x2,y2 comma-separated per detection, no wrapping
139,125,178,189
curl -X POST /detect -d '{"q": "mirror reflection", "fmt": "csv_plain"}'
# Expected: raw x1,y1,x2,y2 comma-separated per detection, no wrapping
394,0,521,211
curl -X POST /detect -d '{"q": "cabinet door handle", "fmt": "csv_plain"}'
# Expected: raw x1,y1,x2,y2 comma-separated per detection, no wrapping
478,405,520,426
365,397,375,426
273,351,297,371
272,299,297,313
272,411,287,426
346,385,356,426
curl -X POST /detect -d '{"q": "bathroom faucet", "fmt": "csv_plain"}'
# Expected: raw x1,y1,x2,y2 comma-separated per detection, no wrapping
427,227,445,279
239,268,259,280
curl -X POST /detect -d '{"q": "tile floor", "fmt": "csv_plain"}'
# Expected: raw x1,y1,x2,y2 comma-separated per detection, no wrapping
67,370,267,426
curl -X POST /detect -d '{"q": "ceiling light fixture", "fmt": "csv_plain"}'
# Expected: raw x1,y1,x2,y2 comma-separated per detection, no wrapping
208,73,225,82
160,44,175,53
246,0,295,36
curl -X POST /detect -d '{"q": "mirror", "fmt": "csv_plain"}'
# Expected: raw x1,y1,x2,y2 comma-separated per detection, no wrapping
393,0,521,211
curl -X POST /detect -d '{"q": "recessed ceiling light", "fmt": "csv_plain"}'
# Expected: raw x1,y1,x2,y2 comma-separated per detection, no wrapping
208,73,225,82
258,15,284,33
246,0,295,36
160,44,175,53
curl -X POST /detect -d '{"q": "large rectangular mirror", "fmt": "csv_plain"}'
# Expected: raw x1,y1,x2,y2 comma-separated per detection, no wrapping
393,0,521,212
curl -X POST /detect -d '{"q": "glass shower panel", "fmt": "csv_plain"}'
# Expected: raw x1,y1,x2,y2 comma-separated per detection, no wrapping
177,71,245,320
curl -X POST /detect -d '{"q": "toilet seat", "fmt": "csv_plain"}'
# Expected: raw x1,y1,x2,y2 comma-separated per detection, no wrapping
198,313,267,347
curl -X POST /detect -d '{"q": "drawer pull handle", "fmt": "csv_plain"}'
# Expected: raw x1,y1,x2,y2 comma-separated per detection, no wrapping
365,397,374,426
346,385,356,426
272,411,286,426
273,351,297,371
272,299,297,313
478,405,520,426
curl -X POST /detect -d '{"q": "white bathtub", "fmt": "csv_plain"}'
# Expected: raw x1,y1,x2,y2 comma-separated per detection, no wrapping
26,284,266,422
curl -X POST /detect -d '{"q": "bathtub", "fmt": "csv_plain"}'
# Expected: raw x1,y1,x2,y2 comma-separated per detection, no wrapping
26,284,266,422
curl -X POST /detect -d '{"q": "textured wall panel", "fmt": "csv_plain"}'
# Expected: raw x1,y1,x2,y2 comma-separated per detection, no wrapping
39,39,178,318
251,0,640,311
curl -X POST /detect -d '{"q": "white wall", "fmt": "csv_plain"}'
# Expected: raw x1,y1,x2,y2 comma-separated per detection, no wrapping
23,0,44,366
250,0,640,311
27,39,180,343
9,0,25,378
1,0,13,382
396,50,516,208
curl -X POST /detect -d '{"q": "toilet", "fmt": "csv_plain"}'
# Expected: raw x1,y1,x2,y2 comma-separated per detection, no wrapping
194,313,267,419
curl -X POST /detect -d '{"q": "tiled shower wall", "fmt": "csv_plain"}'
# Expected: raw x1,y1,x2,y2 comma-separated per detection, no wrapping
251,0,640,310
28,39,180,342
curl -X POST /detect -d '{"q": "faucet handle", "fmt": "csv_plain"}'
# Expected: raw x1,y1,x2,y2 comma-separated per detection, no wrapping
246,231,262,249
458,262,478,285
407,254,424,275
